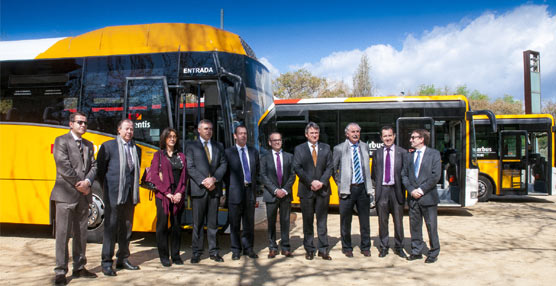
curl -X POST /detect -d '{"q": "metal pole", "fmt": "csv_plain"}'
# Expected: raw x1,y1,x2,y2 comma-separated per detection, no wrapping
220,9,224,29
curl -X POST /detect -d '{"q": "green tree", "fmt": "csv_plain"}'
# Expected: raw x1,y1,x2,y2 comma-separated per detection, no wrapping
273,68,328,99
541,99,556,119
320,80,351,98
352,54,373,97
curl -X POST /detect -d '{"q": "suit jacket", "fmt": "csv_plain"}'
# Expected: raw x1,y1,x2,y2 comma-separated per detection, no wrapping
186,139,227,198
371,144,407,205
51,132,97,204
96,138,142,206
293,142,333,198
261,150,296,203
332,140,374,196
224,145,260,204
401,147,442,206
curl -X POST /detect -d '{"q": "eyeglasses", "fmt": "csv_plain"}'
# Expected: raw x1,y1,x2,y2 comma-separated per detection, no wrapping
73,120,88,126
270,139,282,142
410,136,421,140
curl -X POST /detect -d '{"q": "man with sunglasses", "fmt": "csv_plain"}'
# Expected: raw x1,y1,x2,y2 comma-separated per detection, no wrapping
51,112,97,285
402,129,441,264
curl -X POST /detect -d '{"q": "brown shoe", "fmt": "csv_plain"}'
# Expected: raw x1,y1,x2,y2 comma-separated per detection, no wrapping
305,251,314,260
268,250,278,259
281,250,293,258
361,250,371,257
318,251,332,260
343,250,354,258
72,268,97,278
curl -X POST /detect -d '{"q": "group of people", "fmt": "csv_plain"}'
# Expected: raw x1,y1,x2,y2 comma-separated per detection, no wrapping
50,112,441,286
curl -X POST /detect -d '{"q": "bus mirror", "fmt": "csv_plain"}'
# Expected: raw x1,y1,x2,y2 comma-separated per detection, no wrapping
470,110,497,133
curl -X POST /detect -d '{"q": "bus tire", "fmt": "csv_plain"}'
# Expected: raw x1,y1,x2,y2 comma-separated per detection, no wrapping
87,181,105,243
478,175,493,202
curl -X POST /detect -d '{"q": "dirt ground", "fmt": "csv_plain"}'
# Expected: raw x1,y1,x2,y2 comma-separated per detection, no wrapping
1,195,556,286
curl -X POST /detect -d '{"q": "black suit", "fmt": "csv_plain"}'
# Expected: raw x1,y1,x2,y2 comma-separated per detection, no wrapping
97,138,142,268
261,150,296,251
186,139,227,256
293,142,333,254
402,147,442,258
224,145,259,255
371,145,407,251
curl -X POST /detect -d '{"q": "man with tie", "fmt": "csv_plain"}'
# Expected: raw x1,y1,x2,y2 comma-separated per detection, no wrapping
402,129,441,263
97,119,142,276
260,132,296,258
332,123,374,258
186,119,227,263
224,125,260,260
51,112,97,285
371,126,408,259
293,122,334,260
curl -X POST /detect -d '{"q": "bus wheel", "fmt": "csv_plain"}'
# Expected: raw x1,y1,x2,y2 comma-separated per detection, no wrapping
87,182,105,243
478,175,493,202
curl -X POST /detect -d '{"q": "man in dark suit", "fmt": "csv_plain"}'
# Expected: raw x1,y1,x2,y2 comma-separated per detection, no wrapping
224,125,260,260
186,119,227,263
293,122,334,260
97,119,142,276
261,132,296,259
51,112,97,285
371,126,408,259
332,123,374,258
402,129,442,264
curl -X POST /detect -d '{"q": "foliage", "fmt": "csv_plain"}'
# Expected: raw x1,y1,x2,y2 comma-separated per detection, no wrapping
320,80,351,98
273,68,328,99
352,54,373,97
542,99,556,119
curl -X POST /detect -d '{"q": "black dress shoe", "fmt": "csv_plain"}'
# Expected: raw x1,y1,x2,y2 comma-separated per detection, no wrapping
232,253,241,260
379,249,388,258
361,250,372,257
425,256,438,263
305,251,314,260
161,259,171,267
318,251,332,260
394,248,408,259
72,268,97,278
247,251,259,259
343,250,354,258
190,255,201,264
172,258,184,265
407,254,423,261
116,259,140,270
102,267,117,276
54,274,67,285
210,254,224,262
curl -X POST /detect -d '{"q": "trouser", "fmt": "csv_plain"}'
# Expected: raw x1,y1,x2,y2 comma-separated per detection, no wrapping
228,199,255,255
191,192,219,256
377,185,404,250
101,199,135,267
339,184,371,252
266,198,292,251
300,195,329,253
54,196,89,275
155,197,183,262
409,201,440,258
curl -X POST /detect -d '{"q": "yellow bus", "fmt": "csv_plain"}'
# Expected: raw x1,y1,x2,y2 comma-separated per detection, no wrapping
474,114,555,201
273,95,496,207
0,23,274,242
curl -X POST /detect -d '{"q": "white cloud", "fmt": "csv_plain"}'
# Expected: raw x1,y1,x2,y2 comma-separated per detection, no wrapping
293,5,556,101
258,57,281,80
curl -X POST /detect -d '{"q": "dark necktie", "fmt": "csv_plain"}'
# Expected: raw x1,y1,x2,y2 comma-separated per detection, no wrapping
385,147,391,183
414,150,421,177
125,143,134,171
76,139,83,156
276,152,283,186
241,147,251,183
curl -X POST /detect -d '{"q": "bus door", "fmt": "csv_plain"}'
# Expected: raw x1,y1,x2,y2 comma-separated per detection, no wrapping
499,130,528,195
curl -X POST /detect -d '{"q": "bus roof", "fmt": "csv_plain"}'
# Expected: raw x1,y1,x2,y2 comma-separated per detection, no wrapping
0,23,249,60
474,113,555,125
275,95,469,105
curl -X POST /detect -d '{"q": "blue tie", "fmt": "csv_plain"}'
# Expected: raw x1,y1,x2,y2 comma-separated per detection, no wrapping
353,144,363,184
414,150,421,177
241,147,251,183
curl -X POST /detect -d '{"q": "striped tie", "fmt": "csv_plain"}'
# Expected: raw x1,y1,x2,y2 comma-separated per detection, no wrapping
353,144,363,184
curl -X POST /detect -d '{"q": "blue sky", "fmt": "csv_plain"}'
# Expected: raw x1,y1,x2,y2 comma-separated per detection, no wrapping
2,0,556,101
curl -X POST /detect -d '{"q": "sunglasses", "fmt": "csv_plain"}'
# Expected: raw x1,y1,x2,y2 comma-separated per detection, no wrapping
73,120,88,126
410,136,421,140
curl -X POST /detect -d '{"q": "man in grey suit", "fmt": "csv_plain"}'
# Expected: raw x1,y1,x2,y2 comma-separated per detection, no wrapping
51,112,97,285
402,129,441,263
333,123,374,258
371,126,408,259
261,132,296,259
293,122,333,260
97,119,142,276
186,119,227,263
